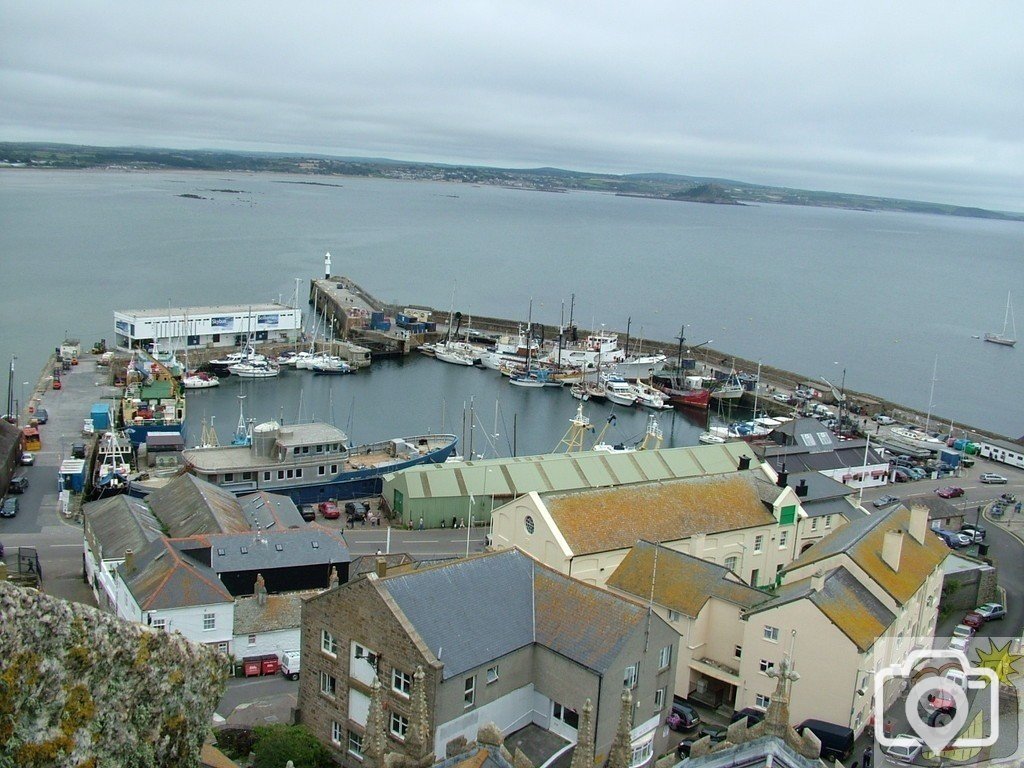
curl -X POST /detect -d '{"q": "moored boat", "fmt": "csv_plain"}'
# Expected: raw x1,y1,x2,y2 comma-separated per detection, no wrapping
228,359,280,378
984,291,1017,347
311,356,353,375
602,375,637,406
182,371,220,389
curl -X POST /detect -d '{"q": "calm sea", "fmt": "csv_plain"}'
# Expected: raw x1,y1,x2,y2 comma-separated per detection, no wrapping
1,169,1021,443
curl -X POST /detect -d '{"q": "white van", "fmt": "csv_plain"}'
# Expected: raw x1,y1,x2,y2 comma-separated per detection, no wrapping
280,649,301,680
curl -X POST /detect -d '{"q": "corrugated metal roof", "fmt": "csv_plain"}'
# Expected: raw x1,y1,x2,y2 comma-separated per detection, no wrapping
83,495,163,559
544,472,776,556
380,549,648,680
120,538,233,610
385,442,756,501
607,541,767,618
148,474,250,538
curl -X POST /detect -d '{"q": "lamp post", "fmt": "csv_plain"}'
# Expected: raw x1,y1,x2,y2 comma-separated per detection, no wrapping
21,381,28,423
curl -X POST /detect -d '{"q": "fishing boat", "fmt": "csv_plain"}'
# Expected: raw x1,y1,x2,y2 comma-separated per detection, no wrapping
479,326,541,370
182,371,220,389
540,331,624,369
120,351,186,447
92,430,133,498
654,374,712,410
630,378,673,410
174,421,459,503
709,372,745,400
984,292,1017,347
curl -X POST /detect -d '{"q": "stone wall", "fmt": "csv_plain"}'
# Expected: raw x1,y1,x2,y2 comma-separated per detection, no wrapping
0,580,226,768
941,559,998,613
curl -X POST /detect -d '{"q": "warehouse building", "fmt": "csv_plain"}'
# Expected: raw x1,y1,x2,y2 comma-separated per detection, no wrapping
113,303,302,351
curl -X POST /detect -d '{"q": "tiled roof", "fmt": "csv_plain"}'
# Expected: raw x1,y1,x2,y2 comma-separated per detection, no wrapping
120,538,233,611
785,505,948,603
349,552,416,579
606,541,767,618
206,527,349,572
234,590,319,634
900,495,963,521
148,474,250,538
379,549,648,680
83,495,163,560
747,567,895,652
543,473,776,555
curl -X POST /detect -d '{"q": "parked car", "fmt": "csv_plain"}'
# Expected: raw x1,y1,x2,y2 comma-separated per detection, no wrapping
697,725,727,743
883,734,923,764
71,442,86,459
345,501,369,522
952,624,975,639
873,494,900,509
936,486,964,499
907,467,927,480
730,707,765,727
962,612,985,630
948,636,970,653
892,469,910,483
32,407,48,424
999,493,1017,503
668,697,700,731
943,669,967,689
9,474,29,494
959,527,985,544
19,451,34,466
794,719,854,762
973,602,1006,621
873,414,896,425
299,505,316,522
934,529,971,548
318,500,340,519
979,473,1008,484
0,498,18,518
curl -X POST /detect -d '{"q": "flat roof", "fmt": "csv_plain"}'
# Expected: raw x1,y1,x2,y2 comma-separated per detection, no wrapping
115,303,293,319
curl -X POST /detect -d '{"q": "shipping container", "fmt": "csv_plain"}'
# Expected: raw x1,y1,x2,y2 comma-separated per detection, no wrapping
939,449,961,468
90,403,112,430
59,459,87,492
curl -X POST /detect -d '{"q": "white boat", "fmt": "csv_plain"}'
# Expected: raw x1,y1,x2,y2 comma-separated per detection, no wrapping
630,379,672,410
710,372,745,400
612,354,669,380
311,356,352,375
540,331,624,370
227,360,280,378
984,292,1017,347
434,342,478,366
210,346,268,373
889,426,945,451
479,326,541,370
293,351,316,369
182,371,220,389
602,375,637,406
698,432,727,445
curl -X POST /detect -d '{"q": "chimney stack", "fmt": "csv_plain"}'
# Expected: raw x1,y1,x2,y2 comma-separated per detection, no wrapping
811,570,826,592
376,557,387,578
776,469,789,489
909,504,929,545
124,548,135,575
738,455,752,471
882,530,904,572
795,479,808,497
254,572,267,605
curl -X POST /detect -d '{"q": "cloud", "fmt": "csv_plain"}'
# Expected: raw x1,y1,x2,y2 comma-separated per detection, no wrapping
1,0,1022,209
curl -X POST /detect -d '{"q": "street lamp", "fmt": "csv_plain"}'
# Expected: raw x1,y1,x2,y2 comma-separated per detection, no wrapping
21,381,28,421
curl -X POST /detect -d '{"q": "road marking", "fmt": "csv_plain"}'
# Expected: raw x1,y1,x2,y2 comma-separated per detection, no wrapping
50,544,83,548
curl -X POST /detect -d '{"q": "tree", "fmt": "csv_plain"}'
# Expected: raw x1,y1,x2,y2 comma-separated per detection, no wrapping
252,724,333,768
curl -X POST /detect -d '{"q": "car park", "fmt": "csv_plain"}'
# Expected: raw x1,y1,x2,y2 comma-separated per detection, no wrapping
0,498,18,518
934,529,971,548
883,734,923,764
318,500,340,519
973,603,1006,621
979,473,1008,484
936,486,964,499
873,494,900,509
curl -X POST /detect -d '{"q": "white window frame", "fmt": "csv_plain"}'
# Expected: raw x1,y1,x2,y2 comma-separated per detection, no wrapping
764,625,779,642
724,555,740,572
151,618,166,631
247,634,257,646
392,667,412,697
759,659,775,674
811,517,818,531
486,665,499,684
348,730,364,759
753,535,764,553
321,628,338,657
755,693,771,709
668,609,681,622
320,671,337,699
734,645,742,659
390,712,408,740
629,738,654,768
824,515,832,528
658,644,671,670
654,687,666,710
779,530,789,548
464,675,476,707
623,662,639,689
203,612,215,631
331,720,343,746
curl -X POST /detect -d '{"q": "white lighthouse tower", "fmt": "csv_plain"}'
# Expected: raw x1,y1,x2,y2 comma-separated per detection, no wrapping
324,251,332,279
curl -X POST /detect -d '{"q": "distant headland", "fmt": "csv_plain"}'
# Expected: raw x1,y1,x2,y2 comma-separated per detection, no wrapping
2,141,1021,222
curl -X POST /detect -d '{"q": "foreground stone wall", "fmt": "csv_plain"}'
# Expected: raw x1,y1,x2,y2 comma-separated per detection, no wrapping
0,581,227,768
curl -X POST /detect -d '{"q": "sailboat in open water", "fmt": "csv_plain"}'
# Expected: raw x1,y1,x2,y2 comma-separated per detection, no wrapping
984,292,1017,347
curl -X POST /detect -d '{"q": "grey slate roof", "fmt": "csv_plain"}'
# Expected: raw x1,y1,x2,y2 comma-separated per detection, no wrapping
206,526,349,573
148,474,250,538
802,496,862,520
240,491,306,530
785,471,853,502
120,538,233,610
771,418,838,451
764,442,885,474
900,494,964,521
83,495,163,560
379,549,649,680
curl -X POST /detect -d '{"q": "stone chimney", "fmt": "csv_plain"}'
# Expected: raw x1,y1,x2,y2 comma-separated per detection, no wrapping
811,570,826,592
909,504,929,545
882,530,904,572
376,557,387,578
329,565,339,588
254,572,267,605
123,548,135,575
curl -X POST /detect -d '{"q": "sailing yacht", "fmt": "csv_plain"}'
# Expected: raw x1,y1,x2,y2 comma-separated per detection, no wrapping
984,292,1017,347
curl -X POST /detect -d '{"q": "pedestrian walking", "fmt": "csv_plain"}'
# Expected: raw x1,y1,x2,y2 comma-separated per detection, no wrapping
862,747,872,768
418,516,424,530
452,515,457,529
883,719,894,740
376,548,382,556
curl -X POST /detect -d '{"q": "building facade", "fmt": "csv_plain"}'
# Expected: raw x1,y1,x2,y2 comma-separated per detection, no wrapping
114,303,302,351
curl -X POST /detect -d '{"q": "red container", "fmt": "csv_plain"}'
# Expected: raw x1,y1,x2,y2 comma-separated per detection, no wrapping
243,658,262,677
261,655,280,675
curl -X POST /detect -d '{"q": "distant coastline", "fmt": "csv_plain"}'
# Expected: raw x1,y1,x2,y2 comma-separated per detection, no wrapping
2,141,1021,222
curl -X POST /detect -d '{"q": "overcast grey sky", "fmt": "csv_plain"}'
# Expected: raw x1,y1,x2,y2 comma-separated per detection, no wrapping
2,1,1022,210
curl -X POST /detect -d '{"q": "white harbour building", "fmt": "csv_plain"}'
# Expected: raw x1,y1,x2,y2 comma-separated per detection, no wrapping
113,303,303,351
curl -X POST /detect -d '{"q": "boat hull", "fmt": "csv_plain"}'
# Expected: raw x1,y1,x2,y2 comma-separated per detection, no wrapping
983,334,1017,347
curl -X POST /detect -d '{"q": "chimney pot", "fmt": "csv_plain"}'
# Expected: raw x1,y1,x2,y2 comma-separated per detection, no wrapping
124,548,135,574
909,504,929,545
796,479,808,497
738,455,752,471
376,557,387,578
776,470,789,489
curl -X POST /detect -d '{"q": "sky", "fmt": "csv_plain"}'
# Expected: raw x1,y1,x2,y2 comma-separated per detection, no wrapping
2,1,1023,211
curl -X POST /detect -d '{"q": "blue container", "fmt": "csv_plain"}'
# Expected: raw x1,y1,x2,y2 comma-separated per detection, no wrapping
953,439,968,451
424,322,437,332
370,311,385,323
90,403,112,430
940,449,960,468
59,459,87,492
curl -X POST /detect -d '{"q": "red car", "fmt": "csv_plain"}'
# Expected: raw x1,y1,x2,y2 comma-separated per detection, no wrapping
963,612,985,630
936,486,964,499
318,500,340,519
